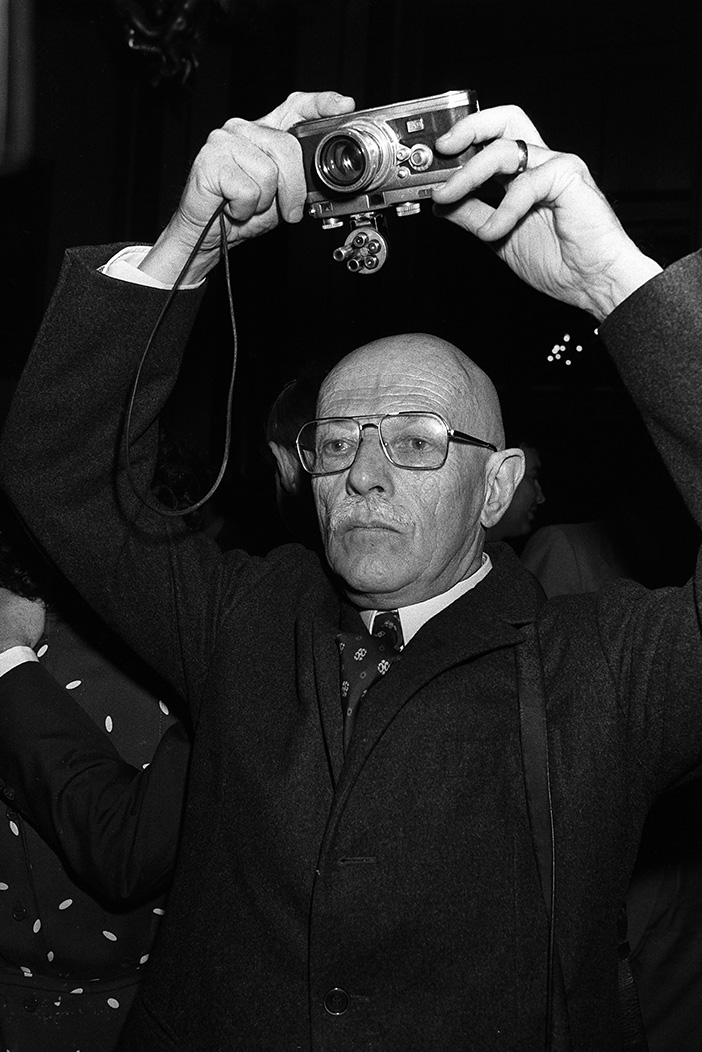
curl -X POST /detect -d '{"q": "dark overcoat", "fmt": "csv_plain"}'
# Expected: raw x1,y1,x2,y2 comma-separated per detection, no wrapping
2,246,702,1051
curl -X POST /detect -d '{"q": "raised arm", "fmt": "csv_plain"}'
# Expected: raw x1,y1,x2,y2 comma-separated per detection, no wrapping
432,105,702,537
139,90,354,285
433,104,662,319
0,91,353,705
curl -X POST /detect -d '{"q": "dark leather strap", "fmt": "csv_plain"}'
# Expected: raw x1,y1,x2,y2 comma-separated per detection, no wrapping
516,622,649,1052
516,622,572,1052
617,906,650,1052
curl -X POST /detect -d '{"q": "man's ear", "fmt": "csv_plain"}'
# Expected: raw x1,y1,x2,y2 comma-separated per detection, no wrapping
480,448,525,529
268,441,302,496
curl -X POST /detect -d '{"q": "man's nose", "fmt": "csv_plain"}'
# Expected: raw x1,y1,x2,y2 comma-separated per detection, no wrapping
346,425,393,495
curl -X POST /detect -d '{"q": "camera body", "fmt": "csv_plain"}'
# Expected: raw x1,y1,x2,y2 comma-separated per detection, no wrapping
290,89,478,222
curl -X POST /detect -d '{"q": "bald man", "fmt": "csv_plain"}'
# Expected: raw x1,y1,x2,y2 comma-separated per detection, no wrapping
0,93,700,1052
312,334,520,605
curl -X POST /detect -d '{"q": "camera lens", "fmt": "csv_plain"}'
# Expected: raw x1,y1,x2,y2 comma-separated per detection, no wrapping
319,136,366,188
314,119,396,195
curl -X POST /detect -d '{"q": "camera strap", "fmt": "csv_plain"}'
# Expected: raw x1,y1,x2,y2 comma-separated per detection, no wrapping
515,620,649,1052
516,620,572,1051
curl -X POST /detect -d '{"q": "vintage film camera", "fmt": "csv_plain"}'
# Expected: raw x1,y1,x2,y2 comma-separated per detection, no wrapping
291,89,478,275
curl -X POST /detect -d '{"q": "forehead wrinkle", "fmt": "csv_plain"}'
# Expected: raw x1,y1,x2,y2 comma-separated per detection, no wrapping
318,333,504,445
319,370,462,418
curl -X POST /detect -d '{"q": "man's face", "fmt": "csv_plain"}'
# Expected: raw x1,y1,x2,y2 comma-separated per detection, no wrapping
312,337,499,609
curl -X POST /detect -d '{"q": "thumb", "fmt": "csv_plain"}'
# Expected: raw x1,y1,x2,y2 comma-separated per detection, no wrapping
260,90,355,131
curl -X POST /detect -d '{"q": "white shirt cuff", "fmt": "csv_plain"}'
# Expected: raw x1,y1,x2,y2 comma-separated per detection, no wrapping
99,245,204,290
0,646,39,677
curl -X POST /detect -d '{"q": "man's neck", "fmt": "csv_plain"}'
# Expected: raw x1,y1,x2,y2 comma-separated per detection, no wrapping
360,553,492,645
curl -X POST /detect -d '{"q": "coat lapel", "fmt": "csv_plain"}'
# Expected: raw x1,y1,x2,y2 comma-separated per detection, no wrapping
339,543,544,781
306,542,544,797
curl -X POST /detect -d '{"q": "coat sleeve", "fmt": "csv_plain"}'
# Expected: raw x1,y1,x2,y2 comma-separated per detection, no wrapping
0,245,269,717
599,249,702,533
585,249,702,789
0,659,191,902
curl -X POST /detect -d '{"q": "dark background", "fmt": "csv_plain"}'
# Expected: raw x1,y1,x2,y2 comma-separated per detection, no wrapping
2,0,701,565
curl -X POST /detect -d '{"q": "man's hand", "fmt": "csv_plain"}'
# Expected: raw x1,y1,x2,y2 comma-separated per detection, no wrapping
433,105,662,320
0,589,45,653
140,90,355,286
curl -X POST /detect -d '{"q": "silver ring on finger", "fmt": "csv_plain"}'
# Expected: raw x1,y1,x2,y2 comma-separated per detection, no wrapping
514,139,529,175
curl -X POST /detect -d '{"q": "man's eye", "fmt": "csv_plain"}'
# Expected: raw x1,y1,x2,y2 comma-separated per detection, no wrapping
322,438,353,457
393,435,435,455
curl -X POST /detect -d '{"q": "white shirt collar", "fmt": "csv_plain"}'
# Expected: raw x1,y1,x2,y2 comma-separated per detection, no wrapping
360,552,492,645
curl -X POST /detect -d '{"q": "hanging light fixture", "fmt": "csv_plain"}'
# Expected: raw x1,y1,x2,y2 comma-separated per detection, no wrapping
116,0,234,86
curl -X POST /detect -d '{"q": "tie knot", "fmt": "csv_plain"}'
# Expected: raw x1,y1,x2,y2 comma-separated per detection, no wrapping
371,610,403,650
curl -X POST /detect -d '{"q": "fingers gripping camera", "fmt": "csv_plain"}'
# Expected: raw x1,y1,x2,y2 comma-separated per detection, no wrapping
290,89,478,275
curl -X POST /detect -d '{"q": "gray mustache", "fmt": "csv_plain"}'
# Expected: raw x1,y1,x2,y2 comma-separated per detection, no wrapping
327,497,413,533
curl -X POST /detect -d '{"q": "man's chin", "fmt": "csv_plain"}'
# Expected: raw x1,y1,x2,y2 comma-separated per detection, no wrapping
328,549,410,602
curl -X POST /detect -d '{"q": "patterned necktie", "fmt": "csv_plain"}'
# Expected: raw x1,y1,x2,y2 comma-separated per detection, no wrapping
336,611,404,751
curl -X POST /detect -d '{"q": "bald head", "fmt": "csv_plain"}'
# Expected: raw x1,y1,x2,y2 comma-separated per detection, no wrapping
318,333,504,448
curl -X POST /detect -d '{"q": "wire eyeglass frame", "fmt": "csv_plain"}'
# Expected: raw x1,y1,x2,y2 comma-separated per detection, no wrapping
296,411,498,477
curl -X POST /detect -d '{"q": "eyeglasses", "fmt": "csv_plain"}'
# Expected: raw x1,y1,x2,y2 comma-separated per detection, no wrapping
296,412,497,477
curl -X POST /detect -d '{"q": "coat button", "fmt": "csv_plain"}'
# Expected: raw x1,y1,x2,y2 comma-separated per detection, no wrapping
23,996,38,1012
12,904,27,921
323,988,350,1015
3,787,15,801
